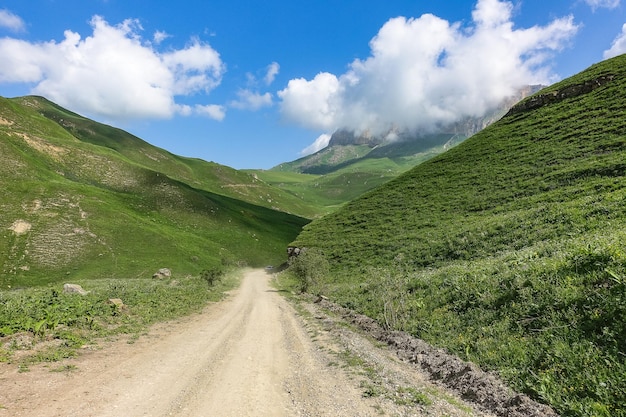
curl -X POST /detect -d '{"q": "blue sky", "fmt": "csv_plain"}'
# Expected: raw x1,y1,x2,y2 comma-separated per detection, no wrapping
1,0,625,169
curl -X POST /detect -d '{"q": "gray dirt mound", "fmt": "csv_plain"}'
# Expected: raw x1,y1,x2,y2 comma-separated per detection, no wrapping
316,298,558,417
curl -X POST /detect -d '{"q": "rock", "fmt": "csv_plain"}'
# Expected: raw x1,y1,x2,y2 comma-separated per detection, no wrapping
314,295,329,303
505,75,615,116
107,298,126,311
152,268,171,279
63,283,89,295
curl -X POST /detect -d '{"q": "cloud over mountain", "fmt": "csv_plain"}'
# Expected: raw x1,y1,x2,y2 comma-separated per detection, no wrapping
279,0,579,136
604,23,626,59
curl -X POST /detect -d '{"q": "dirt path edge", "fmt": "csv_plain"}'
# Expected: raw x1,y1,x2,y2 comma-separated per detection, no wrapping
314,298,558,417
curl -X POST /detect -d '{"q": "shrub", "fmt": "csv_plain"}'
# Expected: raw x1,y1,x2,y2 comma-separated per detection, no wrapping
201,267,224,287
288,248,329,293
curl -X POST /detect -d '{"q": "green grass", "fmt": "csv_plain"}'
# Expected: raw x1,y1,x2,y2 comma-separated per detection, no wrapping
253,133,467,217
250,162,404,217
290,54,626,416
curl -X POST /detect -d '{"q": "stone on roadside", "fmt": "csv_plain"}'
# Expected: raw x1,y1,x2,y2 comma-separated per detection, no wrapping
63,283,89,295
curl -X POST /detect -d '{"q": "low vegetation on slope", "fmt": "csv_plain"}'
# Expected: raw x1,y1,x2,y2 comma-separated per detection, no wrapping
0,96,308,289
260,89,540,216
290,55,626,416
249,167,402,217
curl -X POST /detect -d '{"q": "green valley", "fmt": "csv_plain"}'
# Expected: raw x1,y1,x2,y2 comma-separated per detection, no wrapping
1,51,625,417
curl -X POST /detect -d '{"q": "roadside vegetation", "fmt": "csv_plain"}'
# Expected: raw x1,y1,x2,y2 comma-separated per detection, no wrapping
0,269,238,369
290,55,626,416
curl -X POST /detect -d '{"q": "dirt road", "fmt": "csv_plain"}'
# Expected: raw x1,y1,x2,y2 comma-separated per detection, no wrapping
0,270,497,416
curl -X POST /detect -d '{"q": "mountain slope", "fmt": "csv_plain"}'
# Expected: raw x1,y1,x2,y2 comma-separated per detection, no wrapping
17,96,319,219
0,96,308,287
291,55,626,416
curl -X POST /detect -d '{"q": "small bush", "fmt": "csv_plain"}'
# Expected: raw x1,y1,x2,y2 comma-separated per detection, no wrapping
288,248,329,293
201,267,224,287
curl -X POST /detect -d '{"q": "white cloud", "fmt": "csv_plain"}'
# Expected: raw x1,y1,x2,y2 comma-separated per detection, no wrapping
0,16,225,121
230,89,272,110
0,9,25,32
300,133,331,156
264,61,280,85
278,0,579,136
153,30,170,44
278,72,340,130
193,104,226,121
604,23,626,58
583,0,620,10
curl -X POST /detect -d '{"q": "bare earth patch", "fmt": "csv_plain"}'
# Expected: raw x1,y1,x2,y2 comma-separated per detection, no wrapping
8,220,31,235
0,117,14,126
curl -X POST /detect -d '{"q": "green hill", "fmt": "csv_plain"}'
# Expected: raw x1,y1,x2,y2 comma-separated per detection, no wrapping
0,96,308,288
290,55,626,416
250,137,453,216
247,165,402,217
21,96,319,219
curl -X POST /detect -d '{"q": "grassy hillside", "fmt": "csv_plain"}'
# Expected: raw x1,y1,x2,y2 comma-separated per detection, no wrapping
249,165,402,216
258,137,455,215
18,96,318,219
0,96,308,288
291,55,626,416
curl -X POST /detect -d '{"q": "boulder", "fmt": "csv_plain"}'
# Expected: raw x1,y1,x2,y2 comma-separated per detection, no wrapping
152,268,172,279
63,283,89,295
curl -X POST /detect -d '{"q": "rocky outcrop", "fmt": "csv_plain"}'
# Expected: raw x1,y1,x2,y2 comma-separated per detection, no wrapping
287,246,304,258
505,75,615,116
328,128,383,147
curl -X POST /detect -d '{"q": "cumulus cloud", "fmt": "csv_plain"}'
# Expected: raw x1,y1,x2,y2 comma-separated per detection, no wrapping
0,9,25,32
279,72,340,130
583,0,620,10
279,0,579,137
0,15,225,121
604,24,626,58
300,133,331,156
230,89,272,110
